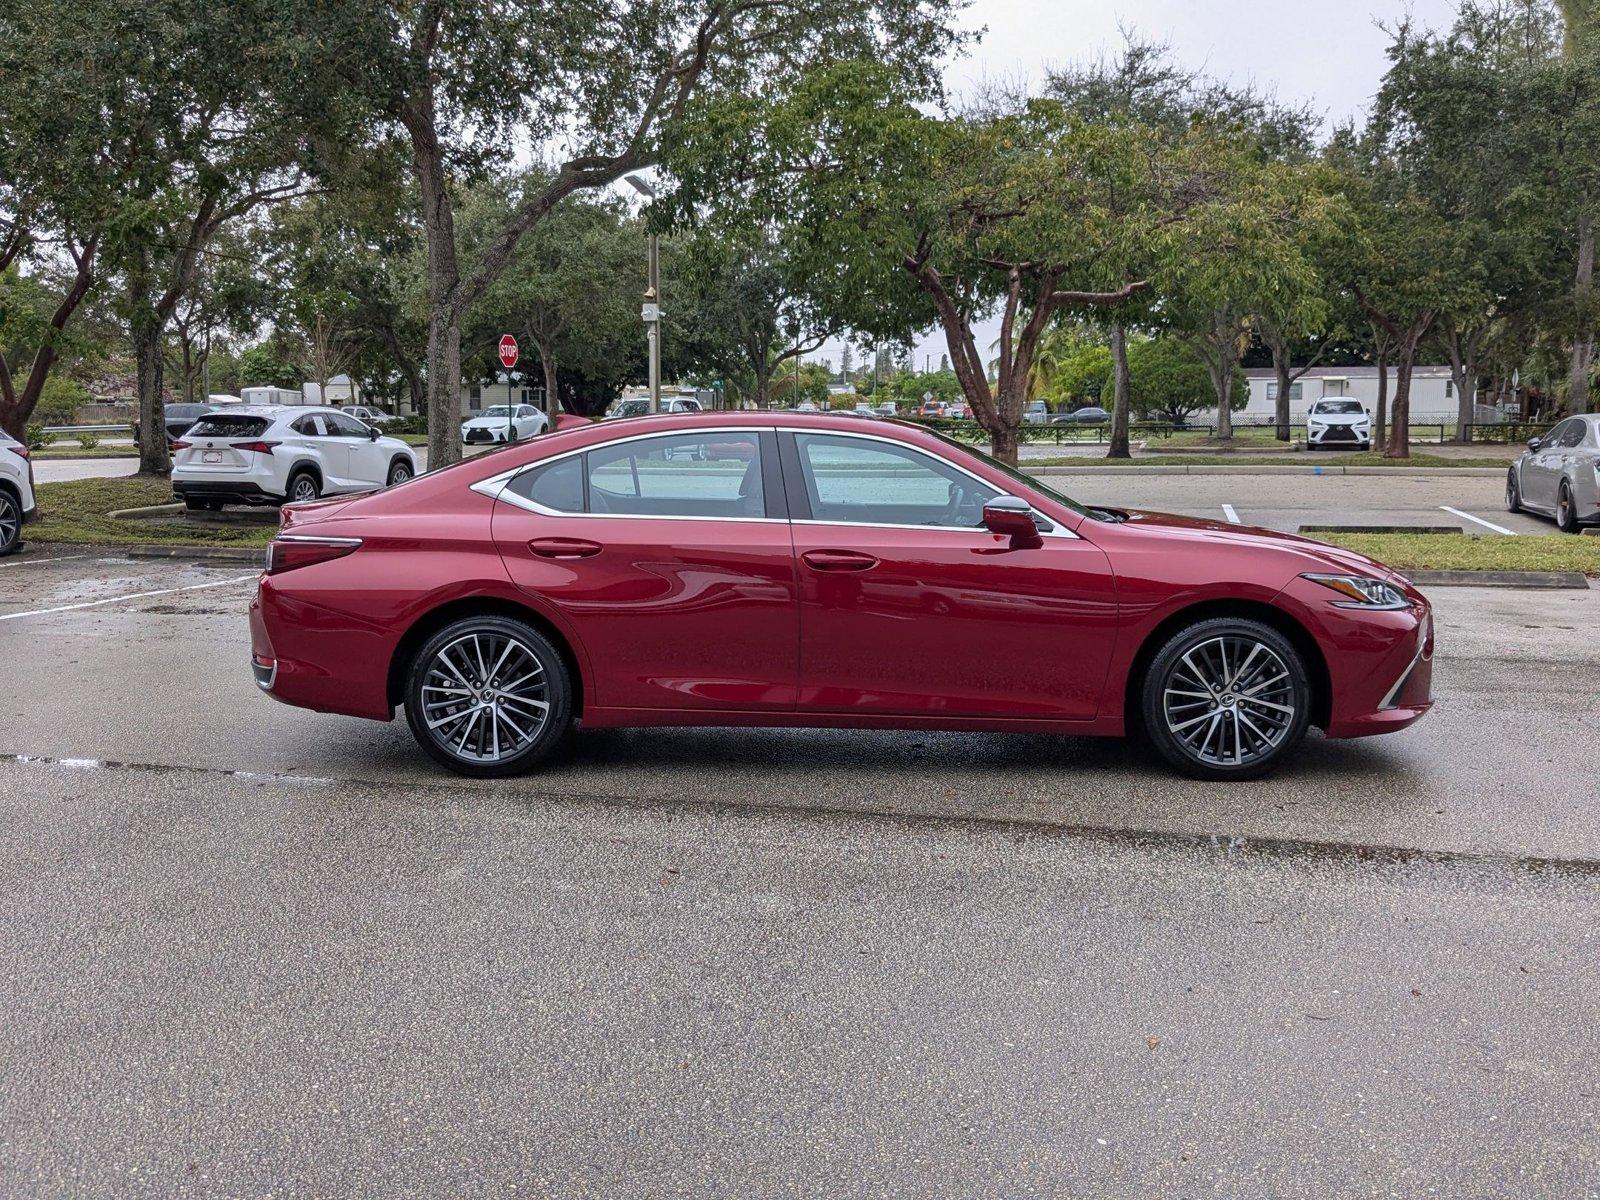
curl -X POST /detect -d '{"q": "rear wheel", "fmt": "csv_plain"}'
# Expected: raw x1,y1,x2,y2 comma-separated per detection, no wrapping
404,616,572,777
0,490,20,556
1557,481,1579,533
1505,468,1522,513
286,470,320,504
1141,618,1312,781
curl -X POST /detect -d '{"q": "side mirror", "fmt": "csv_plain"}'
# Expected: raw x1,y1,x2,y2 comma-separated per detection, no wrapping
1527,436,1543,451
368,427,381,440
983,496,1042,546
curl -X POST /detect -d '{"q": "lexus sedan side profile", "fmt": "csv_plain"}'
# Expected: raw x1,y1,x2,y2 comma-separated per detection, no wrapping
250,413,1434,781
1506,414,1600,533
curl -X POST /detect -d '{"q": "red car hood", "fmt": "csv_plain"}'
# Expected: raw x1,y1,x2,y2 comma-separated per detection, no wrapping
1114,508,1396,579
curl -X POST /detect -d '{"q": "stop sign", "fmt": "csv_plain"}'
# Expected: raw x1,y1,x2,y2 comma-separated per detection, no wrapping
498,334,519,369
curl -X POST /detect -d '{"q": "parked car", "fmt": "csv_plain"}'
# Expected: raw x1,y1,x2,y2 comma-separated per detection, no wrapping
0,429,37,557
171,405,417,510
1023,400,1054,424
1062,406,1111,424
795,401,820,413
1506,414,1600,533
606,397,704,419
852,402,878,417
342,405,399,426
876,402,898,417
1305,399,1371,450
249,412,1434,782
131,402,216,450
945,403,969,419
462,404,549,445
916,399,947,418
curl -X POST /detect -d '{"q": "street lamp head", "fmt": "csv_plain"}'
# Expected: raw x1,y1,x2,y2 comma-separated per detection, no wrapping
625,174,657,199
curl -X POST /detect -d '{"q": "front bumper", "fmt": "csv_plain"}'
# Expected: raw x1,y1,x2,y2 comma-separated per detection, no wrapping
1307,424,1370,448
462,428,509,444
1274,573,1434,739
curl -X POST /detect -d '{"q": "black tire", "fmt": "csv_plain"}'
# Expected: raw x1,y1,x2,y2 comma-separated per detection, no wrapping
1556,482,1581,533
1505,468,1522,514
285,469,320,504
403,615,572,777
0,489,21,557
386,459,413,487
1141,617,1313,781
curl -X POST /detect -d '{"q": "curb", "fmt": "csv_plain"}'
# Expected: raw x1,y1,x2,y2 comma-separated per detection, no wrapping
1028,464,1507,477
1299,524,1463,535
124,545,266,564
106,502,183,519
1405,569,1590,589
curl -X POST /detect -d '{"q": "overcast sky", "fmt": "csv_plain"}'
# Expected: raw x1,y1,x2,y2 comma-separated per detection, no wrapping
812,0,1463,378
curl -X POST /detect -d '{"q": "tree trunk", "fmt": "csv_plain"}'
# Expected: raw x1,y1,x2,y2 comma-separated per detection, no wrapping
1108,323,1132,460
1374,350,1389,453
1444,322,1478,443
1384,331,1424,461
0,240,97,439
423,312,461,469
990,424,1019,466
1571,211,1595,414
134,322,171,477
411,108,465,468
753,360,774,410
534,334,560,422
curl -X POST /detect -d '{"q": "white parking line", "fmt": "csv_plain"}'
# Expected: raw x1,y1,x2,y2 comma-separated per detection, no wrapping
0,573,258,622
1440,506,1517,536
0,553,90,569
1222,504,1241,524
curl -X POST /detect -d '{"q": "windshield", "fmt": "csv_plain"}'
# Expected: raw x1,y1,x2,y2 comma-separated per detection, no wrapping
1314,400,1363,415
475,406,512,419
921,427,1095,519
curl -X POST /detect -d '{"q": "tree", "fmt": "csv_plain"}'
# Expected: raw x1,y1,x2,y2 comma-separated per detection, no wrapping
1114,337,1241,426
285,0,962,469
676,63,1237,462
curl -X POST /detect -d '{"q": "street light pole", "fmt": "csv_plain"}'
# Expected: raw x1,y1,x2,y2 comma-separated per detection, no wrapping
627,174,662,415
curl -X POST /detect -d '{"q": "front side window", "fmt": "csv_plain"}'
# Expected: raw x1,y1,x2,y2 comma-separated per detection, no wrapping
793,434,999,528
324,411,367,437
1557,420,1587,449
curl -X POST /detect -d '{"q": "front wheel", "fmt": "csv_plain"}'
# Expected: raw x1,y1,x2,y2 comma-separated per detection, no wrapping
1556,482,1580,533
404,616,572,777
386,459,413,487
1141,618,1312,781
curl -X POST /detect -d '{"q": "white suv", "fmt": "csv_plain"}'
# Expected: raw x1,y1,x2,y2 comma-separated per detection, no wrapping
0,429,37,556
1306,399,1372,450
171,406,418,510
341,404,398,426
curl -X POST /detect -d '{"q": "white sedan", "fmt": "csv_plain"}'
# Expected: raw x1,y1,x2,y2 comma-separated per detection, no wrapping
462,405,549,445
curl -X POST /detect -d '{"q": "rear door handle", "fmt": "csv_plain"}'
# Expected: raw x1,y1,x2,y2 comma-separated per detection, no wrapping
802,549,879,572
529,537,602,559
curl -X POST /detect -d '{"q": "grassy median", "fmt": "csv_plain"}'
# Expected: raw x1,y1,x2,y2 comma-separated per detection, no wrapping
27,478,275,547
1318,532,1600,576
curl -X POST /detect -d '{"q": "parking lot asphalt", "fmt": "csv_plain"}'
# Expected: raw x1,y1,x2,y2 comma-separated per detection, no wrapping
2,553,1596,1195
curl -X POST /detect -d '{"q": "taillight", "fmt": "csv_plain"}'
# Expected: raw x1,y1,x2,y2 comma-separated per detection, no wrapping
235,441,279,454
265,536,362,575
170,440,191,451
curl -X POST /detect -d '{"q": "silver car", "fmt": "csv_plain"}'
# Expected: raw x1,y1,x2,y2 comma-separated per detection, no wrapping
1507,414,1600,533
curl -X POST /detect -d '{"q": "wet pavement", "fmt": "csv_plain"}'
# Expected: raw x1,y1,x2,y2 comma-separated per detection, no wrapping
1,551,1597,1196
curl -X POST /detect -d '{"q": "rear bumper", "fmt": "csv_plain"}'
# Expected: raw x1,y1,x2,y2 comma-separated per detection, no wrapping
174,480,281,506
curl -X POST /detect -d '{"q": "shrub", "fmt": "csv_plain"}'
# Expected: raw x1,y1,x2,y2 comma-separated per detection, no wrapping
25,423,56,449
77,433,100,450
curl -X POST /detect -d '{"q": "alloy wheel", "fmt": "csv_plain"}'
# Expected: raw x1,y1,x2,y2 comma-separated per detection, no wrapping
0,493,18,554
290,474,319,502
1161,635,1297,769
1505,470,1520,513
388,463,412,486
419,630,551,764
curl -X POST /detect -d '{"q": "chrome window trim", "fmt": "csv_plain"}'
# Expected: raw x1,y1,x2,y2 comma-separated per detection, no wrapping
470,422,1078,538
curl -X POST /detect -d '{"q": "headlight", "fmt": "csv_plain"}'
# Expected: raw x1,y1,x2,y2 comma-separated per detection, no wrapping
1302,573,1409,610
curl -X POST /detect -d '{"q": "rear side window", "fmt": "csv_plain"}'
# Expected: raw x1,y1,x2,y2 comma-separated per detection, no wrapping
588,432,762,517
504,457,583,513
187,415,272,439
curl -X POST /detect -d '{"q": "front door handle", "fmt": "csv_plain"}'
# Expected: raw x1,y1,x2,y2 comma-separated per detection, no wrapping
529,537,602,559
802,549,879,572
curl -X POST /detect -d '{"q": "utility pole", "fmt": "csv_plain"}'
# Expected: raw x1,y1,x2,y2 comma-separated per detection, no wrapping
628,175,662,414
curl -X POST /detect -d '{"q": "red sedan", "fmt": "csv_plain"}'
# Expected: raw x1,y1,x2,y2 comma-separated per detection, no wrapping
249,413,1433,781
